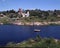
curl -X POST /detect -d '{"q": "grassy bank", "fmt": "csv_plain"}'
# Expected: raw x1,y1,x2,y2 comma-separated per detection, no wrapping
0,16,60,26
4,36,60,48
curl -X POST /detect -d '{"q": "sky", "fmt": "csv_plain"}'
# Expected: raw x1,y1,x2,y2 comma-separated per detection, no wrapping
0,0,60,11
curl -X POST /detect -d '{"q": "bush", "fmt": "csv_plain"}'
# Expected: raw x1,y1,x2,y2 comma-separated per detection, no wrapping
0,17,11,24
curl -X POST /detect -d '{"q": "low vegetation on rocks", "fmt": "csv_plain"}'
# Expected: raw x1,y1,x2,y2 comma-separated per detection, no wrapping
4,35,60,48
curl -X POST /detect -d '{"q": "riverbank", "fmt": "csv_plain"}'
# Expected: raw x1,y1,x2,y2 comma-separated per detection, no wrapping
12,21,60,26
5,37,60,48
0,21,60,26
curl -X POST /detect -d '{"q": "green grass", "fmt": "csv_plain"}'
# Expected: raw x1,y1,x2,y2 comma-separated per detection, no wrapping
4,36,60,48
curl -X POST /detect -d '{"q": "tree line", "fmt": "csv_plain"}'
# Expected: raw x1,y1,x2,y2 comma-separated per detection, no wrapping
0,9,60,19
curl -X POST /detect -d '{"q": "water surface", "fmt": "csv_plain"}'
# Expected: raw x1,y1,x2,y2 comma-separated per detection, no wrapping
0,25,60,45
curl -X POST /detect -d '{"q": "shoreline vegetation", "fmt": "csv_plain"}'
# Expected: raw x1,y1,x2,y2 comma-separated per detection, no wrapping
4,36,60,48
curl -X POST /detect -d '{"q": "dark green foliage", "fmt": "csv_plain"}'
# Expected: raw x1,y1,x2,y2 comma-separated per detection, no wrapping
4,36,60,48
0,9,60,19
0,17,11,24
7,9,16,13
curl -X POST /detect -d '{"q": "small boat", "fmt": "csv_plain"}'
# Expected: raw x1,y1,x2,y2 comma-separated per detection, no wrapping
34,29,41,32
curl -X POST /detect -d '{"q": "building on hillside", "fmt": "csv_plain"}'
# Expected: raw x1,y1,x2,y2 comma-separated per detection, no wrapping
18,8,30,17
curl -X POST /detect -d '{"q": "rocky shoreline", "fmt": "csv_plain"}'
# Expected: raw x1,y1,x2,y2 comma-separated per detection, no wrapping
12,21,60,25
0,21,60,25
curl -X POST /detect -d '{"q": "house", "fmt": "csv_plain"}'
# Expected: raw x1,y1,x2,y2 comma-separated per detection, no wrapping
18,8,30,17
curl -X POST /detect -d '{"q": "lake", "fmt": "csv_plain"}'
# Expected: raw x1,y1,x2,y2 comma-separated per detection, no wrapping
0,25,60,46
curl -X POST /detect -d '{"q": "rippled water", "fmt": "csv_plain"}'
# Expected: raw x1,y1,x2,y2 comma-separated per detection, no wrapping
0,25,60,45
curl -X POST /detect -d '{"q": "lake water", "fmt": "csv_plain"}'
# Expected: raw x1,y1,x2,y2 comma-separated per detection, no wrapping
0,25,60,46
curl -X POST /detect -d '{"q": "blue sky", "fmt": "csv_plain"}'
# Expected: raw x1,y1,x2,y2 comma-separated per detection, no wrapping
0,0,60,11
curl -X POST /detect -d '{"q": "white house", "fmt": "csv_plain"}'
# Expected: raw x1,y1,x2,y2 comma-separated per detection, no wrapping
18,8,30,17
